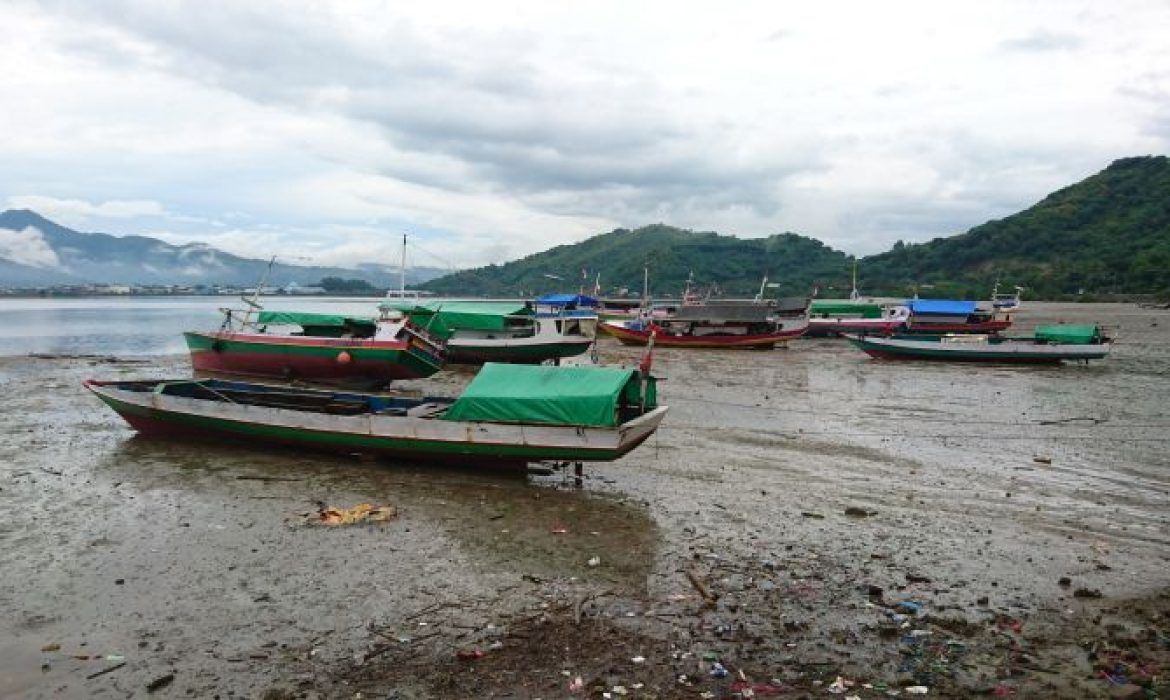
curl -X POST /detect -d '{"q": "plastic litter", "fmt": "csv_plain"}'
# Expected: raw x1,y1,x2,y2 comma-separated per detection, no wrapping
587,556,601,567
709,662,729,678
906,686,930,695
897,601,922,614
310,503,397,526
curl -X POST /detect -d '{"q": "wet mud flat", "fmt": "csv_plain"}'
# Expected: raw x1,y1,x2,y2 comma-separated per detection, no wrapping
1,303,1169,698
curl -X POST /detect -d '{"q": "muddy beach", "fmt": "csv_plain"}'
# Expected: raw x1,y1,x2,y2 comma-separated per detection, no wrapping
1,302,1169,699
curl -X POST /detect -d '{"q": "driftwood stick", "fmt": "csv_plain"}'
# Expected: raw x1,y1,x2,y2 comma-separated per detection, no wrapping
86,662,126,680
686,569,718,605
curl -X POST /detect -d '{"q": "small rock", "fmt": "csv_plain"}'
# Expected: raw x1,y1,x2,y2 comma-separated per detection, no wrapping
146,673,175,693
1074,587,1103,599
1058,577,1071,587
844,507,872,518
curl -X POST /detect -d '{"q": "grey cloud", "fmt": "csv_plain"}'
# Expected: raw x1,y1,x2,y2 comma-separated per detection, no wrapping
35,0,820,222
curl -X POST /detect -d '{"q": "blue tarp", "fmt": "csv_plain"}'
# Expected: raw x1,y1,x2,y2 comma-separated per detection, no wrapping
907,299,977,315
535,293,599,307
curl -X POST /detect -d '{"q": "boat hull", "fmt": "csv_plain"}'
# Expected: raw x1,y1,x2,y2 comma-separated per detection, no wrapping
185,331,443,383
602,321,807,348
903,319,1012,334
445,337,594,364
85,380,667,466
806,319,906,337
846,335,1111,363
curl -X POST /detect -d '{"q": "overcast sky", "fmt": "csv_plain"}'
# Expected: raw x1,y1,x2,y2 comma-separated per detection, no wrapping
2,0,1168,271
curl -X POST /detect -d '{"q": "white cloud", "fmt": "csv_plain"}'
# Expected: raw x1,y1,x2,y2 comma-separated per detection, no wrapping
0,227,64,269
7,196,166,224
0,0,1167,266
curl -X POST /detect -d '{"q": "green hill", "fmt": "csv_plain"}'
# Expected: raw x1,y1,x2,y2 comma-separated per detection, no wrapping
858,156,1170,299
422,224,851,298
423,156,1170,300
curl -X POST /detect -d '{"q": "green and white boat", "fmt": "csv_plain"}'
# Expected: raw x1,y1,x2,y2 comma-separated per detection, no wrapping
846,324,1113,364
384,301,595,364
85,363,666,467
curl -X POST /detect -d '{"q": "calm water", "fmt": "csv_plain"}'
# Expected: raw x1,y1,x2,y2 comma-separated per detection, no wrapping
0,296,390,356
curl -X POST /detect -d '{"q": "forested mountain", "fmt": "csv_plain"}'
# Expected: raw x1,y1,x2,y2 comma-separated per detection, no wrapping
858,156,1170,298
5,156,1166,297
424,225,851,298
424,156,1170,300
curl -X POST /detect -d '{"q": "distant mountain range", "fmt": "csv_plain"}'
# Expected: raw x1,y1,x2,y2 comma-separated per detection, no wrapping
5,155,1168,297
0,210,446,288
421,155,1170,300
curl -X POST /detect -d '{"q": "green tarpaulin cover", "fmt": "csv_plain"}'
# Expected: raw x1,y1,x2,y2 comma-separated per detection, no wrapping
442,363,649,427
381,301,533,340
257,311,375,329
809,302,883,318
1034,324,1101,345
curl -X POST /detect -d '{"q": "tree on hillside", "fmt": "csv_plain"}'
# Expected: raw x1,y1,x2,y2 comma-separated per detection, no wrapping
319,277,375,293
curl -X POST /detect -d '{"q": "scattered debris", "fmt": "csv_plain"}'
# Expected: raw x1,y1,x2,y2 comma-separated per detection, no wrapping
85,661,126,680
308,503,397,526
146,672,175,692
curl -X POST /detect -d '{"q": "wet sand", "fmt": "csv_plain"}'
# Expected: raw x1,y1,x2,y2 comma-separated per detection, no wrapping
1,303,1168,698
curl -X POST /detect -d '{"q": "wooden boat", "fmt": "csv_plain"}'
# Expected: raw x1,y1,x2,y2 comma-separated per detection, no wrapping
602,303,808,349
845,324,1113,363
807,301,911,337
903,299,1013,334
991,282,1024,313
84,363,668,467
532,293,601,339
384,300,594,364
185,309,445,386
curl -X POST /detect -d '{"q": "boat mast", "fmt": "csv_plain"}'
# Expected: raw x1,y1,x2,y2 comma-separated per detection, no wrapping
849,259,860,301
237,255,276,327
400,233,407,298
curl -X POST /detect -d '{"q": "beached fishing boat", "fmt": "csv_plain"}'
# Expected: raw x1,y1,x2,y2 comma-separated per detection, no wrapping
601,302,808,349
532,293,601,338
991,282,1024,313
846,324,1113,363
85,363,667,467
807,301,911,337
184,309,446,386
903,299,1013,334
384,301,594,364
